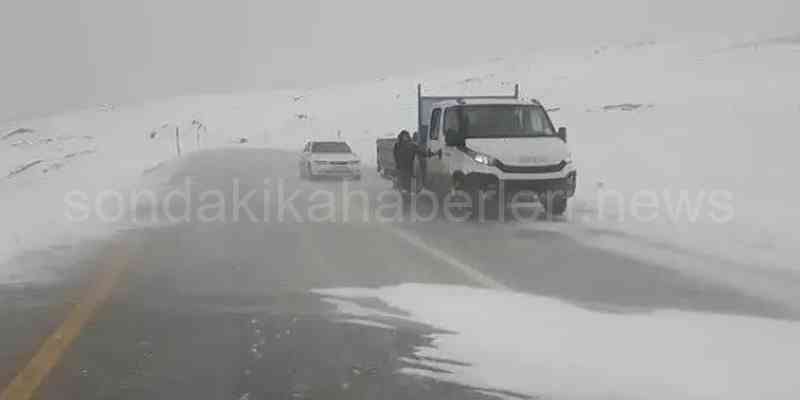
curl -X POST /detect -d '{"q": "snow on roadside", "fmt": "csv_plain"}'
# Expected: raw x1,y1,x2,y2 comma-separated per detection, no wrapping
548,42,800,277
2,33,799,285
524,39,800,309
0,90,320,283
316,283,800,400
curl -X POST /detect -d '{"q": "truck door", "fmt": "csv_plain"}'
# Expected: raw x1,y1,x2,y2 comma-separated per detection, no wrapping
425,108,445,192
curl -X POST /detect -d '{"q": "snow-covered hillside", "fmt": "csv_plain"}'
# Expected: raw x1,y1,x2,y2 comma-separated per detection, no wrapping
1,33,799,288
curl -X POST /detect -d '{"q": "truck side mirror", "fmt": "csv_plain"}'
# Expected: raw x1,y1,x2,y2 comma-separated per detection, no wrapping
445,129,465,146
557,127,567,142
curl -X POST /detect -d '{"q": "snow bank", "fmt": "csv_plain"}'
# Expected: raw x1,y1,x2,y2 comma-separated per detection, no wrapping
316,284,800,400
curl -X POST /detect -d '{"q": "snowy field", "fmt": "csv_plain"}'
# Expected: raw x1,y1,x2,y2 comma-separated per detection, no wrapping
1,32,799,289
316,283,800,400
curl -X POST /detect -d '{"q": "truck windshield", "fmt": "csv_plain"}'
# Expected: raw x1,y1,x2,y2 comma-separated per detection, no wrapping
448,105,555,138
312,142,352,153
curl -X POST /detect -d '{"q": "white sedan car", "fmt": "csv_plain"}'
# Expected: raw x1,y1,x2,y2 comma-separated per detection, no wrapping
299,141,361,180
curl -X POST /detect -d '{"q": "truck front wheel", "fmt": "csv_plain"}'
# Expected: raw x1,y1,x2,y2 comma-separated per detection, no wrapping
541,191,568,217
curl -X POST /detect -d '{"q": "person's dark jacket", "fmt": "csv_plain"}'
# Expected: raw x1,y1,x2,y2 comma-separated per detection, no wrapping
393,140,427,174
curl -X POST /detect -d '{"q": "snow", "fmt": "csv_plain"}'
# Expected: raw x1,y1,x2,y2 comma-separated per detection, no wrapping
2,33,800,286
335,318,396,330
316,283,800,400
548,42,800,277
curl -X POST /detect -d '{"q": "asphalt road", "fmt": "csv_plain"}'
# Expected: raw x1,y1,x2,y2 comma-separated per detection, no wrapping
1,148,796,400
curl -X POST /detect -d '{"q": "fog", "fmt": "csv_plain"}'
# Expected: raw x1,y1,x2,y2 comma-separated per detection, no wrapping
3,2,800,398
1,0,797,121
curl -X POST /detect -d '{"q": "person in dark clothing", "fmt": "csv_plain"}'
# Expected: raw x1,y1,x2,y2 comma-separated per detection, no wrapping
393,130,431,193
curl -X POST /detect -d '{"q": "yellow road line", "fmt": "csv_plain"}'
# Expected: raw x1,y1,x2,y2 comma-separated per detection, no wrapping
0,245,131,400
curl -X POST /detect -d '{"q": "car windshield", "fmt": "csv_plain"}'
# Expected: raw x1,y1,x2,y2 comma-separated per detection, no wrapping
447,105,555,138
312,142,351,153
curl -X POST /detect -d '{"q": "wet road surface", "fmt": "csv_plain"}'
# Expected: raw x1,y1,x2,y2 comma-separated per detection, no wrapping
1,148,796,399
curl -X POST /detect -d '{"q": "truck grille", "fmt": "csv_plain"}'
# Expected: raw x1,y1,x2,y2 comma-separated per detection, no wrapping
495,160,566,173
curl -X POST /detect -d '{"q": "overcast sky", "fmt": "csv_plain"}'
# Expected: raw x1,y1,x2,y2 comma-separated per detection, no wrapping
1,0,797,121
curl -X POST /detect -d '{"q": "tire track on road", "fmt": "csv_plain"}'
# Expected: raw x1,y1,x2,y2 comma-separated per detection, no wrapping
383,225,510,291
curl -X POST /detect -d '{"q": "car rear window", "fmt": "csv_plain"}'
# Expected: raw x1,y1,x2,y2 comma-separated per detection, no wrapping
312,142,351,153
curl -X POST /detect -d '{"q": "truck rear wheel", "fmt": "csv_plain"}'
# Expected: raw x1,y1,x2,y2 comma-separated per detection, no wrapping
411,160,425,194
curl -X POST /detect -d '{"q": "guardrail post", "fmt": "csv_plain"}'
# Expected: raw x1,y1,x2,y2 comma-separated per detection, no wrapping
175,126,181,156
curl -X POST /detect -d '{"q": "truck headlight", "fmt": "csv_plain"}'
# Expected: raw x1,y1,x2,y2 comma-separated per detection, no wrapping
473,153,496,166
464,148,497,166
564,154,573,164
313,160,327,164
349,160,360,165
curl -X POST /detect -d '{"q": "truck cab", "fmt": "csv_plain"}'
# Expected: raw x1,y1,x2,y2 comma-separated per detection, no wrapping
418,92,576,215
